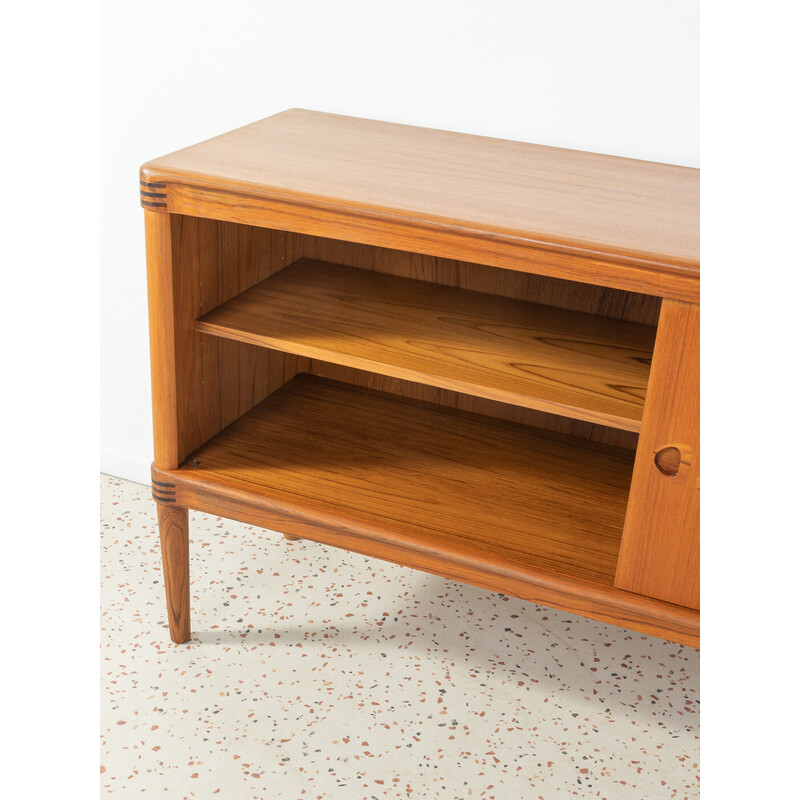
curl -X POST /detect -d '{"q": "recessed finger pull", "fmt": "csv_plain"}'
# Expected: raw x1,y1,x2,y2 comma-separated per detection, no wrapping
654,446,682,477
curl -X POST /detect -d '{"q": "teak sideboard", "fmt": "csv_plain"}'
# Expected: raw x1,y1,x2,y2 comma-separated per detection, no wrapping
141,110,699,649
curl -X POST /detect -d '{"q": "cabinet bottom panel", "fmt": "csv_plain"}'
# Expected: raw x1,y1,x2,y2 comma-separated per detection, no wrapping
152,373,699,647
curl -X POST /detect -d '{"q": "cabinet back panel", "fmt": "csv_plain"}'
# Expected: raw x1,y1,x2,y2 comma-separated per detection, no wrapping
305,360,639,450
284,231,661,326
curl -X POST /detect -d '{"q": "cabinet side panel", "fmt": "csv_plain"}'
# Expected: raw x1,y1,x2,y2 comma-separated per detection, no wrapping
144,211,181,469
615,300,699,608
170,216,299,460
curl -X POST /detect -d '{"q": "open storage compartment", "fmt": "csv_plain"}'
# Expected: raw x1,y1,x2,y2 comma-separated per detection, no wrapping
143,110,699,646
174,373,636,586
161,218,669,604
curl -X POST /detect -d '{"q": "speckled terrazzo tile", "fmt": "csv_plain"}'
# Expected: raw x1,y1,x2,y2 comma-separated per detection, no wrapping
100,474,699,799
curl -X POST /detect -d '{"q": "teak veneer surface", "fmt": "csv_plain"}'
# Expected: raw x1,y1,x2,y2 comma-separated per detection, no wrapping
178,374,634,585
141,109,699,300
196,259,656,431
616,300,700,608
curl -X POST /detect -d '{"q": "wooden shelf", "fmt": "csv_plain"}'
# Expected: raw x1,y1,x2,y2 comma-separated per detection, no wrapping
196,259,656,432
174,374,634,584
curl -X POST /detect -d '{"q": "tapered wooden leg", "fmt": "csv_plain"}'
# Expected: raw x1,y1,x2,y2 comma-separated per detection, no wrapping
283,532,301,541
156,502,191,643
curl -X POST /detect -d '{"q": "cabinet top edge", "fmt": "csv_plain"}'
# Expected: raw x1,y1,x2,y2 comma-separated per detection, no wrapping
141,109,699,275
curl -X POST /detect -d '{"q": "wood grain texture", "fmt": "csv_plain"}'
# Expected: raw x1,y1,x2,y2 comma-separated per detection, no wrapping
144,211,180,469
178,374,633,583
146,212,646,461
197,259,656,431
615,301,700,609
156,469,699,647
161,183,700,302
141,110,699,301
166,218,650,450
150,378,698,646
285,230,656,449
156,502,191,643
161,215,302,462
283,231,663,326
305,361,640,450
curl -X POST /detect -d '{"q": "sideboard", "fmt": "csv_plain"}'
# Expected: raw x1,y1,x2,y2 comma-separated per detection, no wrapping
142,110,699,648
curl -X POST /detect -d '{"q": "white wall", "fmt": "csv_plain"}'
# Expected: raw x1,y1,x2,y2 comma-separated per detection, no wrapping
101,0,699,484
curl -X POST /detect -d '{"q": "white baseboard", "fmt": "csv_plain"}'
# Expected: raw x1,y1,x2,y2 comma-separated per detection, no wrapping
100,447,151,486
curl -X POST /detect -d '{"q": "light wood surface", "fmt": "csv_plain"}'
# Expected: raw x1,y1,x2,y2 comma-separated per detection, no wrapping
615,300,700,609
304,361,640,451
177,374,633,584
284,230,662,327
286,228,656,450
141,110,699,301
157,464,699,647
196,259,656,431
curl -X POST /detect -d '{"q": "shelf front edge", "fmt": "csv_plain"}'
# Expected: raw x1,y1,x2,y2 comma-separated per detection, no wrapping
152,464,700,648
194,319,645,434
139,175,700,303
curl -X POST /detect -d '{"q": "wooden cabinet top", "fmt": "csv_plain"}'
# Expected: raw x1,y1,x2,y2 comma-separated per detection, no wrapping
141,109,699,300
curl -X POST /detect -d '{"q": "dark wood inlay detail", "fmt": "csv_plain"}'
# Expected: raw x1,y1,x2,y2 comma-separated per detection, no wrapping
152,478,177,504
141,180,167,209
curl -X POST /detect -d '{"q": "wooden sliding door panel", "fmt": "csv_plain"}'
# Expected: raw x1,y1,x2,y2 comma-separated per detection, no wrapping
615,300,699,609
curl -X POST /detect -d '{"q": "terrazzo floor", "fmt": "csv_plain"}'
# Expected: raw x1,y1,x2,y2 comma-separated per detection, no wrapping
100,474,699,799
